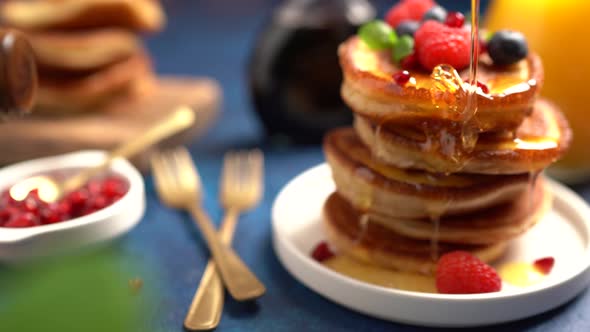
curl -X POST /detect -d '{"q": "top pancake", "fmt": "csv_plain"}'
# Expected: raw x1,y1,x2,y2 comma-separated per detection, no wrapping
339,36,543,133
355,99,572,174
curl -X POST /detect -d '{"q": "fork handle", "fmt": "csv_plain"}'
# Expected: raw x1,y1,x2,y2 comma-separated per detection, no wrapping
184,208,240,331
188,205,266,302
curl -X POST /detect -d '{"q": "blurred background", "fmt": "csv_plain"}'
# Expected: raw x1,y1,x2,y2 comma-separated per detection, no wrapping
2,0,590,331
151,0,485,149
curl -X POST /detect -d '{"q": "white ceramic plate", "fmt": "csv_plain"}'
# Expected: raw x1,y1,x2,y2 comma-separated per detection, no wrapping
0,151,145,262
272,163,590,327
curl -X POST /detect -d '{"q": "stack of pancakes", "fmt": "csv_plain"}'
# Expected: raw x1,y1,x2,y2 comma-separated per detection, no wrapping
0,0,165,113
322,36,572,274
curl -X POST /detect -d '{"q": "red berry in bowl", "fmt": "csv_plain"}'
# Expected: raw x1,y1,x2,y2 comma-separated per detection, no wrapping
67,189,90,214
40,204,63,224
414,21,471,71
385,0,435,28
87,179,103,195
0,173,129,228
57,201,72,219
0,191,19,208
436,251,501,294
102,177,127,199
0,207,18,226
5,212,40,228
91,196,109,210
23,197,40,215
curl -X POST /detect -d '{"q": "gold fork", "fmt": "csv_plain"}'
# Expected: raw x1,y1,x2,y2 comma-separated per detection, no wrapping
184,150,264,330
151,147,266,303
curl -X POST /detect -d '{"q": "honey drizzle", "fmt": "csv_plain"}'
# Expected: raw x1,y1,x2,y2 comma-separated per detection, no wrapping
426,0,481,262
528,169,541,210
352,166,374,249
345,0,485,268
463,0,481,153
426,199,452,261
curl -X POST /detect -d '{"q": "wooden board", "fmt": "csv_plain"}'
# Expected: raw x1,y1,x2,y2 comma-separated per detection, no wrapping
0,76,221,170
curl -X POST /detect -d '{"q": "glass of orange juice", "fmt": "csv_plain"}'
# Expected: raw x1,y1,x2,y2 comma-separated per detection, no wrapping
486,0,590,183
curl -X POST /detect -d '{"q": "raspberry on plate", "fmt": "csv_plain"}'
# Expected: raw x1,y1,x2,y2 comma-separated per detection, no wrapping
414,21,471,71
385,0,435,28
436,251,502,294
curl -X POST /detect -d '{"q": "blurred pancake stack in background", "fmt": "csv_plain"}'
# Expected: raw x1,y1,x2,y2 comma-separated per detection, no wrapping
2,0,163,113
0,0,220,167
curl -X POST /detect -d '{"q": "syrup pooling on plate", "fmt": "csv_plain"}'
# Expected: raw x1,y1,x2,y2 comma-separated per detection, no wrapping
323,254,436,293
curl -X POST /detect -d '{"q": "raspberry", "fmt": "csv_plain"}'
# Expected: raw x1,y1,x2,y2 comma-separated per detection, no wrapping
533,257,555,275
385,0,435,28
414,21,471,71
435,251,501,294
400,53,419,69
311,241,335,262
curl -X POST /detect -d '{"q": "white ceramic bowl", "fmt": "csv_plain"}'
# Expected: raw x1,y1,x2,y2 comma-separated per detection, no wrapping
0,151,145,262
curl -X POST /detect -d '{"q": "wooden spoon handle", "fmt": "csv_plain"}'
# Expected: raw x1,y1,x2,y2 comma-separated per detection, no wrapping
62,106,195,193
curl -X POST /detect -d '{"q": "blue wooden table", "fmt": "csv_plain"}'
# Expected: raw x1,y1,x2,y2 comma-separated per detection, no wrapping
2,1,590,331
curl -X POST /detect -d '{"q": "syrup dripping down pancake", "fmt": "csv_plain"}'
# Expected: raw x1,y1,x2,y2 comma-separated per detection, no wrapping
369,178,550,245
324,128,529,219
355,99,572,174
339,36,543,133
323,192,507,274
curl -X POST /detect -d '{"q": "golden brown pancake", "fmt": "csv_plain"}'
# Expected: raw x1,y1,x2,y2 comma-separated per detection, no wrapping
323,192,508,274
324,128,530,219
28,29,142,72
355,99,572,174
36,51,154,114
0,0,165,32
370,178,550,245
339,36,543,133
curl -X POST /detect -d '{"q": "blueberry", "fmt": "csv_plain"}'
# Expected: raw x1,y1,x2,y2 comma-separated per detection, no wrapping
395,20,420,37
487,30,528,65
422,5,447,23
